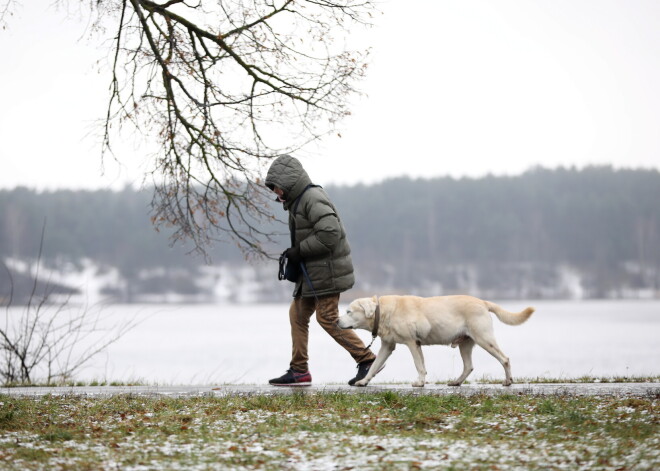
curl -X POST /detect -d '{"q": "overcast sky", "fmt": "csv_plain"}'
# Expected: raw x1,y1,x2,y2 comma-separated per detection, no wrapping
1,0,659,190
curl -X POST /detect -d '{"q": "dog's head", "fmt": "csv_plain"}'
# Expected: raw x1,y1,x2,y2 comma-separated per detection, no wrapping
337,296,378,331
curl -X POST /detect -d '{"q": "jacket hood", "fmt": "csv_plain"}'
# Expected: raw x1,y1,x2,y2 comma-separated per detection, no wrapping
265,155,312,209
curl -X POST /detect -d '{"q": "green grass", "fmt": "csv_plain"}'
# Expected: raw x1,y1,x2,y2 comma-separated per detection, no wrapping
1,379,149,388
0,391,657,470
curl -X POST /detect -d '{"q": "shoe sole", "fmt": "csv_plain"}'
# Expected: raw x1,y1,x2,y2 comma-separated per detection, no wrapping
349,363,386,386
270,382,312,387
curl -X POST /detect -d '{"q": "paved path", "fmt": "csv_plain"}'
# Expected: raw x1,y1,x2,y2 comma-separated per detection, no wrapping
2,382,658,398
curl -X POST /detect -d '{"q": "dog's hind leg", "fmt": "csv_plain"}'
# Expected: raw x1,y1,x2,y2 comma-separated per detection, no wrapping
473,334,513,386
406,341,427,387
355,341,395,387
448,337,475,386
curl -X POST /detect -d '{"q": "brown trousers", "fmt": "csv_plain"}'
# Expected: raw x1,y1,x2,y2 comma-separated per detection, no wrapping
289,294,376,373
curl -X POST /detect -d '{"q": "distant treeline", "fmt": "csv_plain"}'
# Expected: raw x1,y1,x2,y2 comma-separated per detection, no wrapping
1,166,659,300
333,166,660,297
0,186,206,271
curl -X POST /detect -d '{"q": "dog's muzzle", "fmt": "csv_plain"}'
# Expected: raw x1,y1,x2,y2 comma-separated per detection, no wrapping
335,319,351,330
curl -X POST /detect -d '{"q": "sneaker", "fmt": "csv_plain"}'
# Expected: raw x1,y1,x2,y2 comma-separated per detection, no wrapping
269,369,312,386
348,360,383,386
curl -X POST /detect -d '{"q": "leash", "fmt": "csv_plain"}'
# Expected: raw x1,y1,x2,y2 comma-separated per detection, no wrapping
277,252,287,281
364,298,380,350
300,262,318,302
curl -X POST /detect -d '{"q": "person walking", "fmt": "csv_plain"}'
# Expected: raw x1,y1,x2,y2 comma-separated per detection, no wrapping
265,154,377,386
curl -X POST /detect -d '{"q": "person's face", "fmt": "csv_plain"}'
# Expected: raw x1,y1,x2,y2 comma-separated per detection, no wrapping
272,186,285,201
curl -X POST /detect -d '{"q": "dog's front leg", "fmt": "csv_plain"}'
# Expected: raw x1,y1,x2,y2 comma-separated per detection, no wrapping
407,341,427,387
355,341,395,387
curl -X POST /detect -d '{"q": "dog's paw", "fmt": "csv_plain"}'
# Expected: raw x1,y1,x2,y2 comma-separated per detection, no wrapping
411,381,425,388
502,379,513,387
447,381,462,387
355,379,369,387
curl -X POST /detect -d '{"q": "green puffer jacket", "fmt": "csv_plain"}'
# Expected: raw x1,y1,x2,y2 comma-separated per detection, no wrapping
265,155,355,298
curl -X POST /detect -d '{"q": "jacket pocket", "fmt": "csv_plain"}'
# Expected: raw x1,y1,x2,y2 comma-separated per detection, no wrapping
304,259,336,293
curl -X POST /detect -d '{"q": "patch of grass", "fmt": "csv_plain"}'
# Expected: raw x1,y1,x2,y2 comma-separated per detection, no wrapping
2,378,149,388
0,391,657,470
40,428,74,442
535,398,557,414
475,375,660,384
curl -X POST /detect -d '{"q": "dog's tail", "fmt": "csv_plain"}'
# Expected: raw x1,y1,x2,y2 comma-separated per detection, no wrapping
485,301,535,326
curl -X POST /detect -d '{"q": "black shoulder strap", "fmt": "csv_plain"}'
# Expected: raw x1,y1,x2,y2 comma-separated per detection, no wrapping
291,184,320,216
290,184,320,246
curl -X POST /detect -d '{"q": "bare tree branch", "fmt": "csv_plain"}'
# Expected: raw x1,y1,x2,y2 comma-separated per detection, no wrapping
4,0,374,258
96,0,374,258
0,0,16,29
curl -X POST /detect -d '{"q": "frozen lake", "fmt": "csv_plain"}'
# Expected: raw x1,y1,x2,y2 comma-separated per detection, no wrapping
6,299,659,385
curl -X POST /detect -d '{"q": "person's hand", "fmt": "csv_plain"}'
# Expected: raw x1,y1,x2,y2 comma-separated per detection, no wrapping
286,246,301,263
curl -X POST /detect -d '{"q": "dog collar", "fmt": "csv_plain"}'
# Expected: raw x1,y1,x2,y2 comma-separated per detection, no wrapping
372,300,381,339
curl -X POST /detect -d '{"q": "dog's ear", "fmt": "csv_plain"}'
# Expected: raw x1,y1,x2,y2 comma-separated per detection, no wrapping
357,298,369,314
359,297,377,318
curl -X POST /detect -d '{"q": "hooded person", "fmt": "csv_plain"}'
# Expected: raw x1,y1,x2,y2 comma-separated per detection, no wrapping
265,154,378,386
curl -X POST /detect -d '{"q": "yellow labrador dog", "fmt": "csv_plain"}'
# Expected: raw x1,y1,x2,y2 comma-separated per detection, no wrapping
337,295,534,387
